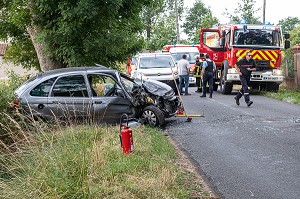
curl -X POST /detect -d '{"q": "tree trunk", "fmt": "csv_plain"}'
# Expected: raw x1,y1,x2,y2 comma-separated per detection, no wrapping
27,25,64,72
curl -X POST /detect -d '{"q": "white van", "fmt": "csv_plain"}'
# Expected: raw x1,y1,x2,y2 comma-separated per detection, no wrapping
131,52,179,92
169,46,200,85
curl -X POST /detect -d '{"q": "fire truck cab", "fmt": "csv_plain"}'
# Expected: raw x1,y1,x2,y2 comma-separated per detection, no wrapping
199,24,290,94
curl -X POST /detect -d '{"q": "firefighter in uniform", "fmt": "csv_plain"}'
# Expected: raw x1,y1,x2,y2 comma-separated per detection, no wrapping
234,52,256,107
194,56,203,93
200,54,216,98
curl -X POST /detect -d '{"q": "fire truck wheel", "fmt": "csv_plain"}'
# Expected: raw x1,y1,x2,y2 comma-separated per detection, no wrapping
141,105,165,127
220,61,232,94
220,75,233,94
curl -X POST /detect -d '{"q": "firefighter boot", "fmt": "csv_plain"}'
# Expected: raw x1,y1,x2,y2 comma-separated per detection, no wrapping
234,91,242,106
247,101,253,107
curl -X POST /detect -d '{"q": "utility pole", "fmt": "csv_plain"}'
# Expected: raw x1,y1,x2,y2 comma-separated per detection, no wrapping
263,0,266,24
175,0,180,43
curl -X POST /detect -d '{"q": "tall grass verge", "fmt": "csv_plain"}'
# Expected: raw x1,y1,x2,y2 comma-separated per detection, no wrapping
262,87,300,104
0,120,214,198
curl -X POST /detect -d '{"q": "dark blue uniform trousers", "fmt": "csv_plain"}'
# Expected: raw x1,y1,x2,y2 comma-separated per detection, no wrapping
202,71,213,96
236,76,251,102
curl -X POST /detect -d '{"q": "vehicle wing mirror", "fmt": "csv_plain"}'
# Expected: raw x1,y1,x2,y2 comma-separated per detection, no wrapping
284,33,290,39
222,30,226,38
284,40,290,49
220,37,225,46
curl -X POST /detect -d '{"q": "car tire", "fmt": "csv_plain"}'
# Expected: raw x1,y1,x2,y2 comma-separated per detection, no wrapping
141,105,165,127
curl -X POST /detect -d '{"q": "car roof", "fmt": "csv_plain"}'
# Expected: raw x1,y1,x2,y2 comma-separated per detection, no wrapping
169,47,199,53
36,65,117,79
15,65,123,96
137,52,172,58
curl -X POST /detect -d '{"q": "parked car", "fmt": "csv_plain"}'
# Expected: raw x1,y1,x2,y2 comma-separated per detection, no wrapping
131,52,179,93
168,46,200,86
13,66,180,127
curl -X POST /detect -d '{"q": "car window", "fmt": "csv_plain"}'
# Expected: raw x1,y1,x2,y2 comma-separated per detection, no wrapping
30,77,56,97
171,52,199,64
88,74,121,97
52,75,88,97
120,74,139,93
139,56,173,68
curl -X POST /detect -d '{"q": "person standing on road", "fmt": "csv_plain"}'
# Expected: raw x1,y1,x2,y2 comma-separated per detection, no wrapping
177,54,191,95
126,57,132,75
200,54,216,98
234,51,256,107
194,56,203,93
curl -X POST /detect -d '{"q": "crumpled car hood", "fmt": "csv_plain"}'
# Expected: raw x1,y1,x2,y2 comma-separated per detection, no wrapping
142,79,175,98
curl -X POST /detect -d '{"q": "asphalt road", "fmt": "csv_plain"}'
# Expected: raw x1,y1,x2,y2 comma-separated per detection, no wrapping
165,86,300,199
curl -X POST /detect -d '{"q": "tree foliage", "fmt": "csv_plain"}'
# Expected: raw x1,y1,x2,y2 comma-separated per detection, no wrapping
0,0,153,71
146,15,177,50
224,0,261,24
182,0,218,44
142,0,184,50
278,17,300,33
282,23,300,77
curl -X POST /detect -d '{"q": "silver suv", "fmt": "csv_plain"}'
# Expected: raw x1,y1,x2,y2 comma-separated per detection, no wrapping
131,52,179,92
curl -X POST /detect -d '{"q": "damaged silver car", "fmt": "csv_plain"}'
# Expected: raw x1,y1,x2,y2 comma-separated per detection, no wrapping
13,66,180,127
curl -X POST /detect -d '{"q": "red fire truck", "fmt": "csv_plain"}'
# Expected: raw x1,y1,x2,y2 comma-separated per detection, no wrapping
198,24,290,94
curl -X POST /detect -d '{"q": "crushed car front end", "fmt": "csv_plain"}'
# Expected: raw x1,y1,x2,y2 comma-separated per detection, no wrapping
141,79,180,118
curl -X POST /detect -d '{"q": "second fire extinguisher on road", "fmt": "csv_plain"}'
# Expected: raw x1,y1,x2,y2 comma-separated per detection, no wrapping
119,114,134,154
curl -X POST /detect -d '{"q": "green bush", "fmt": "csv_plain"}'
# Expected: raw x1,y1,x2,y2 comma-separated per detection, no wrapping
0,71,26,112
0,71,28,146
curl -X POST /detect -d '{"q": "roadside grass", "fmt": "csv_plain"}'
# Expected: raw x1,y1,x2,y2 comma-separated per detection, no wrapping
261,87,300,105
0,122,214,199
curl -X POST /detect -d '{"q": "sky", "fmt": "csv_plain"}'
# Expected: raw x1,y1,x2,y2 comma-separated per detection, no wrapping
184,0,300,25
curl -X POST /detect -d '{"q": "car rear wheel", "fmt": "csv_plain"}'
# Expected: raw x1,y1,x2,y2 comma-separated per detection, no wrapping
141,105,165,127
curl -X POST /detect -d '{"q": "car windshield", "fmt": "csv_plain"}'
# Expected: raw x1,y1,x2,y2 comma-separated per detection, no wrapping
234,29,280,46
139,56,174,69
120,74,140,93
171,52,199,64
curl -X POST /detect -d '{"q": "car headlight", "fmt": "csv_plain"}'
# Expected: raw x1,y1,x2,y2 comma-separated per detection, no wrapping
272,69,282,76
228,68,237,74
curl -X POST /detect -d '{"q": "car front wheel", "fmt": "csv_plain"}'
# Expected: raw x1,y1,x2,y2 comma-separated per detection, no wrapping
141,105,165,127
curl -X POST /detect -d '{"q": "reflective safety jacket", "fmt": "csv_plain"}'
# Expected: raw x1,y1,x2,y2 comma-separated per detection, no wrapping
194,60,203,77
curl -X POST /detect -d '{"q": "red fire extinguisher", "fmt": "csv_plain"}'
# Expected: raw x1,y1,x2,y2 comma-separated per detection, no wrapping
120,114,134,154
